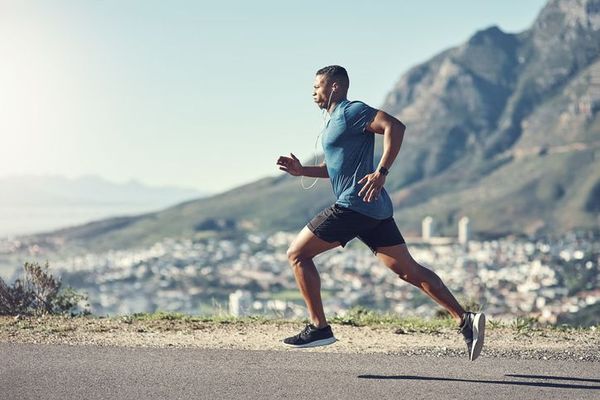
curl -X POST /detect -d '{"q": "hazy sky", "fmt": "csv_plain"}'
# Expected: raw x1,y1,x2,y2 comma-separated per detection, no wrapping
0,0,548,193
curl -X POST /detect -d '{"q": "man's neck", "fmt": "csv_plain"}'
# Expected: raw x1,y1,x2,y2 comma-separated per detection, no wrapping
327,97,347,114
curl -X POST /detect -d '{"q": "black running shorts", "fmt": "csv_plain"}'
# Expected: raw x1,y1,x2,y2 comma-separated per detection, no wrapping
307,203,406,254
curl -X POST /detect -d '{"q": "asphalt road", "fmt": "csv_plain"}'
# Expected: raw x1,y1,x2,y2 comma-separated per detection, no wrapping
1,343,599,400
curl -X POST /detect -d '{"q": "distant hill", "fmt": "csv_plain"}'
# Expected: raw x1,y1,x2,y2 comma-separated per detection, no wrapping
0,174,206,236
27,0,600,251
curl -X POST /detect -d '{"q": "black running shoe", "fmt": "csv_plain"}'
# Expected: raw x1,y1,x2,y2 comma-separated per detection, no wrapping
459,312,486,361
283,324,337,348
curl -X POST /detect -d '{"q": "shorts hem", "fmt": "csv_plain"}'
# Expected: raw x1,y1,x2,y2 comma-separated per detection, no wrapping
365,239,407,255
307,224,347,246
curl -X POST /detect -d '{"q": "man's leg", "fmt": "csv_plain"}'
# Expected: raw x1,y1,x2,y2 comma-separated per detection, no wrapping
286,226,340,328
376,243,486,360
375,243,465,322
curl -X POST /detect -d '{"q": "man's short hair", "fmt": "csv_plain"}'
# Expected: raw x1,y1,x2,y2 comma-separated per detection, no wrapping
316,65,349,89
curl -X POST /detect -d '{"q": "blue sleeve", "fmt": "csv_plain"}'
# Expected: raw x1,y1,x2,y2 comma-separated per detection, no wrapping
344,101,378,133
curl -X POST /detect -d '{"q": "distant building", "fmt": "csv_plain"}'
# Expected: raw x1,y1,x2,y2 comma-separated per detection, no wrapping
458,217,470,245
422,216,435,241
229,290,253,317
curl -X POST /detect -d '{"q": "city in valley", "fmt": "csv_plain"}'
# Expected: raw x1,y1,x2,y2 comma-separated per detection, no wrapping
1,217,598,326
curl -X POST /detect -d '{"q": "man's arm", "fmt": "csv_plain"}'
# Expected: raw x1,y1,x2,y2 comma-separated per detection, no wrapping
357,111,405,202
301,162,329,178
277,154,329,178
366,110,406,172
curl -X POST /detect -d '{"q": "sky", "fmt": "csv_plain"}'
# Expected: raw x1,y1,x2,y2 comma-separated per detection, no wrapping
0,0,548,194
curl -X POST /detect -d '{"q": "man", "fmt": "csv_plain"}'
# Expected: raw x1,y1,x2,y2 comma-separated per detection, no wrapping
276,65,485,361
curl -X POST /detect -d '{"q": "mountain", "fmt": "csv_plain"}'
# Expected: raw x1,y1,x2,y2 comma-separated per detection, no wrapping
380,0,600,235
0,174,205,206
26,0,600,251
0,174,206,236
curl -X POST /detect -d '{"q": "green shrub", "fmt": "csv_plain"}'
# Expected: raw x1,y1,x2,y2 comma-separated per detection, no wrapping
0,261,90,316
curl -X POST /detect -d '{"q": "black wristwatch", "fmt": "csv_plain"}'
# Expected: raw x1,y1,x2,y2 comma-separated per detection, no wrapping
378,166,389,176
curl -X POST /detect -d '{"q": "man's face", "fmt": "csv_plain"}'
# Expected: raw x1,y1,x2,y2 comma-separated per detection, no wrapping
312,74,332,109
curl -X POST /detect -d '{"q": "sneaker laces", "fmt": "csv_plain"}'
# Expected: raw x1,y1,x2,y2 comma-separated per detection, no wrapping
296,324,313,338
458,315,474,346
457,313,469,333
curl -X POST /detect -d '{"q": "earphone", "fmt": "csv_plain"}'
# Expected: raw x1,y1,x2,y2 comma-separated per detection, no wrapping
301,88,335,190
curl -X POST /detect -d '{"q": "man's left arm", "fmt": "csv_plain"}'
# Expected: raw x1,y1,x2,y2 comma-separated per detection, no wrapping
367,110,405,171
357,110,406,202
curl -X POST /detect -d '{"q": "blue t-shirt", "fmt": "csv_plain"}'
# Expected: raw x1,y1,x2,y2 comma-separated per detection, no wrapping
322,99,393,220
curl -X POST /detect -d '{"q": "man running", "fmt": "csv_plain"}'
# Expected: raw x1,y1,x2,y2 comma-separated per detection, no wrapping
276,65,485,361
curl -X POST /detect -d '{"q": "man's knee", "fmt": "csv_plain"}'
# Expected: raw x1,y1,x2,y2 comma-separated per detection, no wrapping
286,246,311,267
384,258,415,281
390,260,431,285
404,263,443,290
395,264,414,283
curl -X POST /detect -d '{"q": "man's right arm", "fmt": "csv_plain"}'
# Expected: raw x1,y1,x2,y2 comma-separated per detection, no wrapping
302,163,329,178
276,154,328,178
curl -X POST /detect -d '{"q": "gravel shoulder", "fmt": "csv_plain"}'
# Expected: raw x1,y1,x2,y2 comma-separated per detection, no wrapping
1,315,598,362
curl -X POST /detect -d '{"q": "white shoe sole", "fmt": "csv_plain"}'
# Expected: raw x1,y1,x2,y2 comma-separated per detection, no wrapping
470,313,486,361
282,336,337,348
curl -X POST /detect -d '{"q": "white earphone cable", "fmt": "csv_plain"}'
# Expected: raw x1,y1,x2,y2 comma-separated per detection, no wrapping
301,90,334,190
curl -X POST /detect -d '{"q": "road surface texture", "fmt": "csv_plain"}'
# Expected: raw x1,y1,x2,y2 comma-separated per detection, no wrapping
1,342,599,399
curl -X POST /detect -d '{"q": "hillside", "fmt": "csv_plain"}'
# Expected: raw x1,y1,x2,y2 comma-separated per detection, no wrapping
29,0,600,251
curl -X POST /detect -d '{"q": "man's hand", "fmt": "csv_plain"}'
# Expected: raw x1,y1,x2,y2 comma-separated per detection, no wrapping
277,153,304,176
358,171,386,202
